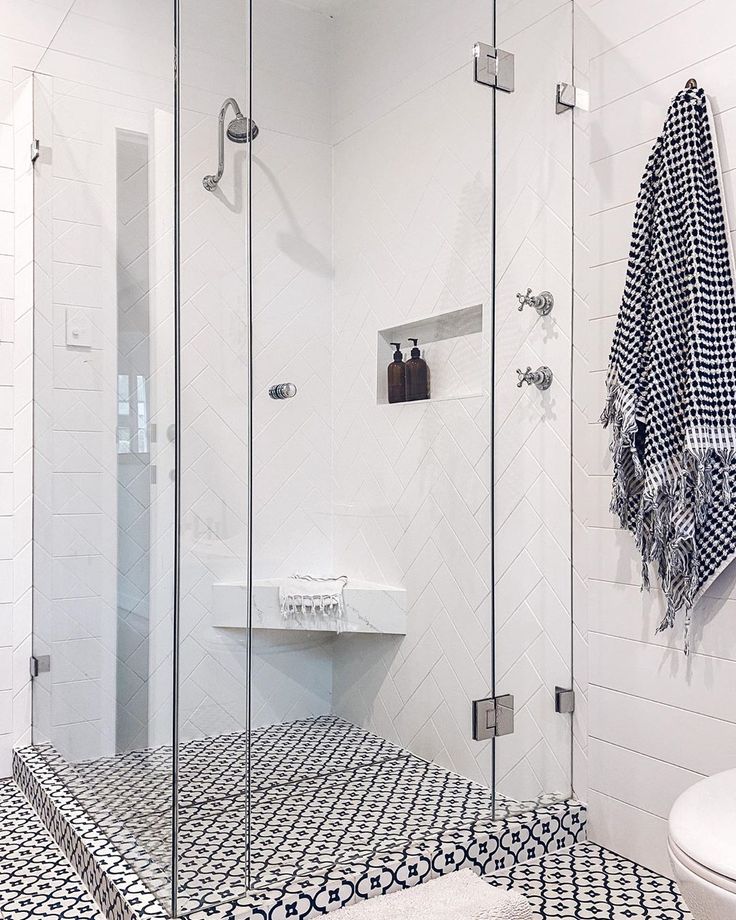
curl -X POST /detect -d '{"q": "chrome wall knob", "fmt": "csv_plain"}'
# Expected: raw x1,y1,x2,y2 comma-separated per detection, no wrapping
516,288,554,316
269,383,297,399
516,365,553,391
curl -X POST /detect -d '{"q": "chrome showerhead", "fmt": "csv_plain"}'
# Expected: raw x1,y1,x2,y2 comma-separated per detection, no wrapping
202,97,258,191
226,114,259,144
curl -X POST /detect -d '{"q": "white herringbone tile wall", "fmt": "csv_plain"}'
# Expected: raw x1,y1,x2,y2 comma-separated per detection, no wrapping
493,0,574,800
30,66,177,760
329,0,494,785
330,0,574,795
0,6,61,775
579,0,736,876
177,0,337,738
2,0,578,798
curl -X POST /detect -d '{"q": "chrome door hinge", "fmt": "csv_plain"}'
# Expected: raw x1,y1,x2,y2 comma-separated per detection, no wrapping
474,43,515,93
555,82,589,113
555,686,575,714
472,694,514,740
29,655,50,678
30,139,40,163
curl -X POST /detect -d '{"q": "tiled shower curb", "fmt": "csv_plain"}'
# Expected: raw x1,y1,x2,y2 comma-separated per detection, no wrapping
13,745,586,920
13,745,169,920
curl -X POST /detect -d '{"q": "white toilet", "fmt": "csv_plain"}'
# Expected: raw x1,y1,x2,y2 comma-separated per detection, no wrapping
668,768,736,919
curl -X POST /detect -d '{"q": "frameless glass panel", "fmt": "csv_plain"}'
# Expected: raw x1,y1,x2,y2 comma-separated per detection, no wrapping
247,0,499,895
23,0,579,913
492,0,575,804
175,0,251,912
29,3,177,908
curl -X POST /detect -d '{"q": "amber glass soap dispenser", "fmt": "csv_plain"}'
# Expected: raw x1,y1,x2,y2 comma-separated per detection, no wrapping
388,342,406,403
405,338,430,401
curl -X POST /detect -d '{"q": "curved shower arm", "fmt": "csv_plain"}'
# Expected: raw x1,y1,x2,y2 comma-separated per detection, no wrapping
203,97,242,191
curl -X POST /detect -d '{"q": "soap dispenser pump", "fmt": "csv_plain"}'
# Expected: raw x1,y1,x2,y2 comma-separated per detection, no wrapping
405,338,430,401
387,342,406,404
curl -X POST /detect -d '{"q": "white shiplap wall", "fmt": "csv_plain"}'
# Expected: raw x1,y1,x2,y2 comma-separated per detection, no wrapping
579,0,736,876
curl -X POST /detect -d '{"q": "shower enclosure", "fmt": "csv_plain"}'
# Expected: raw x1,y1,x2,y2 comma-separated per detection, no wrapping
19,0,580,916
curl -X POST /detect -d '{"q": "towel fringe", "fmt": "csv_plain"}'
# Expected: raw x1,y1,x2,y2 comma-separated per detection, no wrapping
603,382,732,655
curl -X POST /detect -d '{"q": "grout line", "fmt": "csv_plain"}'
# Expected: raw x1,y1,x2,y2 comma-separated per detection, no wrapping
587,735,706,778
591,33,736,112
586,785,670,823
588,0,706,64
588,626,736,668
590,683,736,727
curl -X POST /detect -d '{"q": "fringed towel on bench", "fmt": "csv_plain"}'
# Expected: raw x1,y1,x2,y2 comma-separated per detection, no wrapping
602,86,736,652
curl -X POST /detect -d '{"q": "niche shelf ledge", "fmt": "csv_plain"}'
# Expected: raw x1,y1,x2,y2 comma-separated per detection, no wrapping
212,579,407,635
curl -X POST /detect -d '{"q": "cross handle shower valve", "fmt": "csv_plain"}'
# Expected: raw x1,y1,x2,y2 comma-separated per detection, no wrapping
516,365,553,391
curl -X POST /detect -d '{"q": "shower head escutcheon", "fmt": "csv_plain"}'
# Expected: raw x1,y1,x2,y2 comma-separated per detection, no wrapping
202,97,259,191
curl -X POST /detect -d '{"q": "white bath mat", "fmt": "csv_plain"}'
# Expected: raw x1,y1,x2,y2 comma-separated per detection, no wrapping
336,870,534,920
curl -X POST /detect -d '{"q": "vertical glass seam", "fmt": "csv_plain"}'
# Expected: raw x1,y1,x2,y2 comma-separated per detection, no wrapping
245,0,254,891
569,0,577,801
30,72,36,745
171,1,182,914
490,0,498,822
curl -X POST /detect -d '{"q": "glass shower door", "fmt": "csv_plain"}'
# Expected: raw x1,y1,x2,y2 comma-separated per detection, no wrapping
246,0,498,894
492,0,575,804
174,0,251,912
28,28,178,910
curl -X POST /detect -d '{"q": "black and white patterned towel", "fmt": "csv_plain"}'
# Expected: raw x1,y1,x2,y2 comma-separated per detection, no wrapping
602,87,736,652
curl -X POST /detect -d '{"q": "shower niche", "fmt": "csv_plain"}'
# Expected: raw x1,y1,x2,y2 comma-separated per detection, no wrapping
376,304,485,404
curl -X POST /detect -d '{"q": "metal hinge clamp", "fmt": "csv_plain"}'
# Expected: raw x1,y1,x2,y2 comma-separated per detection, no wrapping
555,686,575,714
473,43,515,93
30,139,40,163
472,694,514,740
30,655,50,678
555,82,590,113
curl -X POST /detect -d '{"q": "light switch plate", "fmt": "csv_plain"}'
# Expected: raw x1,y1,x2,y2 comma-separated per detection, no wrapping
66,307,92,347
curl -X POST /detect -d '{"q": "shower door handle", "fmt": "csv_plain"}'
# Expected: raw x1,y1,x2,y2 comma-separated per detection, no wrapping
269,383,297,400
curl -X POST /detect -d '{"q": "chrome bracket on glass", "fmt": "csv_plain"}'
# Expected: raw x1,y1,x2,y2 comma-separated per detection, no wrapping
30,139,40,164
473,43,515,93
29,655,50,678
516,288,554,316
472,694,515,740
555,82,590,113
555,686,575,714
516,365,553,391
269,383,297,400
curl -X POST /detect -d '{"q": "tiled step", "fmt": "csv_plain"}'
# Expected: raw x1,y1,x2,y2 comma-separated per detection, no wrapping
11,717,588,920
0,780,103,920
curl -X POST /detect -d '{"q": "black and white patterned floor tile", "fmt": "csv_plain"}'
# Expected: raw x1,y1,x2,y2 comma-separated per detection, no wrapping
0,779,104,920
36,716,410,825
12,717,586,920
0,785,690,920
492,843,692,919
